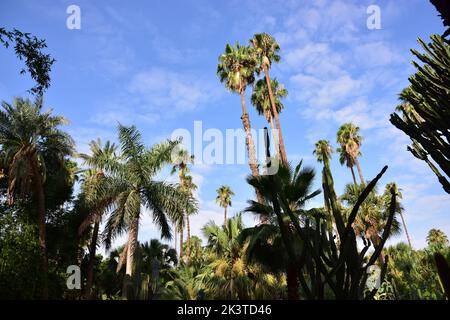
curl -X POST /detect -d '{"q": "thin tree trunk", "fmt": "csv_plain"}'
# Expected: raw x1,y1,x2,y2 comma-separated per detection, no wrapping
186,214,191,258
174,223,177,253
399,212,413,248
240,90,265,218
223,206,227,226
179,223,184,260
354,158,364,185
31,158,48,299
85,220,99,299
350,166,358,186
263,66,287,164
240,91,260,179
268,116,280,159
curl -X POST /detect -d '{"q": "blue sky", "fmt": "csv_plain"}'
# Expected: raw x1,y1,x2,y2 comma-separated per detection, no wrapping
1,0,449,250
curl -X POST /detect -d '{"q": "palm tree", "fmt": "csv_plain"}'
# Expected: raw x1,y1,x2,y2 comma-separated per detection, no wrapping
341,183,401,263
217,43,262,204
337,123,364,185
78,139,117,299
337,146,358,185
202,214,278,299
216,185,234,226
313,140,337,234
250,33,287,163
251,78,287,159
171,148,194,259
427,229,449,247
0,97,74,298
313,140,333,164
383,182,412,248
181,173,198,261
245,161,320,299
100,125,189,298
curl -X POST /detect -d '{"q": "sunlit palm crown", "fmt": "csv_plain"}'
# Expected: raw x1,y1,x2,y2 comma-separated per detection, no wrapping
217,43,258,93
250,32,281,68
313,140,333,163
427,228,449,246
336,123,363,160
216,185,234,208
251,78,287,119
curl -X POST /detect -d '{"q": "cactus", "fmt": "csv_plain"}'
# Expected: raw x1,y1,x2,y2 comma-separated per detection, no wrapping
390,35,450,194
434,252,450,298
257,128,396,299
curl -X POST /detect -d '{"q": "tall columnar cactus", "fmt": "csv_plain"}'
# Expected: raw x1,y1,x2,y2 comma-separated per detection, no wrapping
390,35,450,194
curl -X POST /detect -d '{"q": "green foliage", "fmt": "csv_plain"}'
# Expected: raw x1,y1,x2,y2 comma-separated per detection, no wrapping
0,209,43,299
0,28,55,95
217,43,258,94
251,78,287,119
386,241,450,299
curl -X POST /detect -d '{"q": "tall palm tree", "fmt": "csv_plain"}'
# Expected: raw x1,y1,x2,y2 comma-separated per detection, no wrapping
337,123,364,185
78,139,117,299
100,125,189,298
217,43,262,204
171,149,194,259
0,97,74,299
216,185,234,226
250,33,287,163
181,173,198,261
383,182,412,248
251,78,287,159
245,161,320,299
313,140,337,234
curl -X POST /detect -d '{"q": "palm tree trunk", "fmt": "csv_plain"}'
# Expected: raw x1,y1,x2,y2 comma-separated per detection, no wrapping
350,166,358,186
263,65,287,164
124,213,139,299
179,223,184,260
399,212,413,248
186,214,191,258
240,91,260,179
174,223,177,253
240,90,265,217
85,220,99,299
268,116,280,159
354,158,364,185
126,215,139,276
31,158,48,299
223,206,228,226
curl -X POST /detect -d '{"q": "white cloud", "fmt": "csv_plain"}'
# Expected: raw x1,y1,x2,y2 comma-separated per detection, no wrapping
128,68,220,113
292,73,362,108
354,42,404,67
